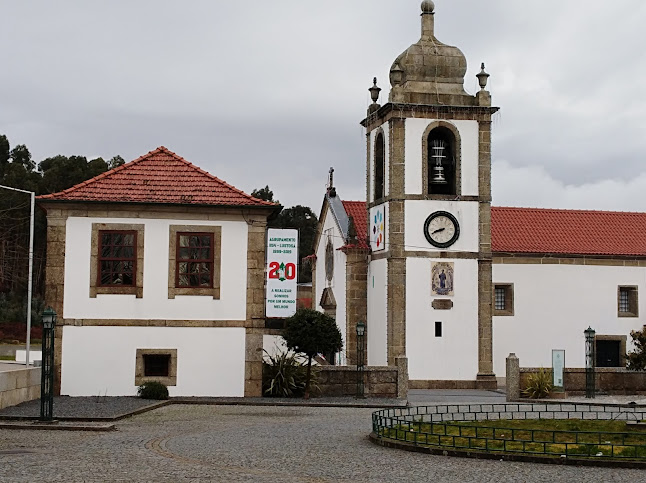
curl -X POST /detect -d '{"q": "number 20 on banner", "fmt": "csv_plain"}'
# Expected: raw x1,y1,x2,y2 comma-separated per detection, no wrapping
268,262,296,281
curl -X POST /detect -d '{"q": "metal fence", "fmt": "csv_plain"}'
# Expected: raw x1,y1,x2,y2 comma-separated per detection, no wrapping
372,403,646,460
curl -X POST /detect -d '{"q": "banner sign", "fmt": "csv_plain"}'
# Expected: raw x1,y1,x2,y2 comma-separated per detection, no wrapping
266,228,299,318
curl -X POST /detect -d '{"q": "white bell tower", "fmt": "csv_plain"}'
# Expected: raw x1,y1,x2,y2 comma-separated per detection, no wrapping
362,1,499,389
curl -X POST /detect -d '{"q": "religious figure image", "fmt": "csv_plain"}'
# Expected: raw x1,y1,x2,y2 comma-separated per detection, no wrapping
431,262,454,296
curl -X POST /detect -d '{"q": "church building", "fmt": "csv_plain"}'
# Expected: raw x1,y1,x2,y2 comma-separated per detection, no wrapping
312,1,646,389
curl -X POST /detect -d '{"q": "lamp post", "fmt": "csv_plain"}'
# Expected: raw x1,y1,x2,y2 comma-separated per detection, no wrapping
356,321,366,399
0,185,35,366
40,307,56,421
585,327,596,399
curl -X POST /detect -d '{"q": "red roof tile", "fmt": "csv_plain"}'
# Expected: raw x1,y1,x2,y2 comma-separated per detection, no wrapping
492,207,646,256
342,201,370,250
37,146,276,208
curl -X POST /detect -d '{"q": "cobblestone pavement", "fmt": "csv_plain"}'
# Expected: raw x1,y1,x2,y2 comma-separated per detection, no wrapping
0,405,644,482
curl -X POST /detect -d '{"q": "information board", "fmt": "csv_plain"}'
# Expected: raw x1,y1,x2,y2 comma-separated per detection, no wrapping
265,229,299,318
552,349,565,389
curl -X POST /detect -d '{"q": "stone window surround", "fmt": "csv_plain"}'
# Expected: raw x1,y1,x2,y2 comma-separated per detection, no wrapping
135,348,177,386
618,285,638,317
421,120,462,198
168,225,221,299
373,127,386,202
594,334,627,367
90,223,145,298
493,283,514,316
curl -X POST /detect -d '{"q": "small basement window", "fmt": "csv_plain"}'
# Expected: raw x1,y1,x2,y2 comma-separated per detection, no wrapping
135,349,177,386
618,286,638,317
493,284,514,316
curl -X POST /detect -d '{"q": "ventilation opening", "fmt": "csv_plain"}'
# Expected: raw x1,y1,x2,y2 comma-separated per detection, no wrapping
143,354,171,377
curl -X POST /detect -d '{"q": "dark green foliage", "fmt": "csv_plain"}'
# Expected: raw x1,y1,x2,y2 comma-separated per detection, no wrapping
251,185,277,203
137,381,169,400
627,328,646,370
282,309,342,398
522,367,552,399
262,350,319,397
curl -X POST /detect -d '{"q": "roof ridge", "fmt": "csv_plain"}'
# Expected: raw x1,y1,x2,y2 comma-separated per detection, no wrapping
492,206,646,215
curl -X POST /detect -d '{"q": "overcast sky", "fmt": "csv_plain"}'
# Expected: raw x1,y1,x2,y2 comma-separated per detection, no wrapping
2,1,646,213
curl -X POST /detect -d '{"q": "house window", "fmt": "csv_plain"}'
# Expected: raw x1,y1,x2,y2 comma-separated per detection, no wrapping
135,349,177,386
618,286,638,317
493,284,514,316
176,233,214,288
168,225,221,299
98,231,136,286
90,224,145,298
374,131,385,201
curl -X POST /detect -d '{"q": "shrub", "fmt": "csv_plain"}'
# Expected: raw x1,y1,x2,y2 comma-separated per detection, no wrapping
627,328,646,370
282,309,343,399
262,350,318,398
137,381,169,400
523,367,553,399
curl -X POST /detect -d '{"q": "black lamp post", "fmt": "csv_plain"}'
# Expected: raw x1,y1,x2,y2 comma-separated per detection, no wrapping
584,326,596,399
40,307,56,421
356,321,366,399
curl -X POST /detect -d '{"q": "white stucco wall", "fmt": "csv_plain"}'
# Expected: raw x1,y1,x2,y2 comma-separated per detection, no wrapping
367,258,388,366
406,258,479,380
64,216,249,321
314,205,347,363
405,200,479,253
61,326,245,396
493,263,646,376
405,118,479,196
368,121,390,202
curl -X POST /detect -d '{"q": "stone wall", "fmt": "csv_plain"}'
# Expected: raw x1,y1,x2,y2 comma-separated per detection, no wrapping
317,364,405,398
0,365,41,409
519,367,646,396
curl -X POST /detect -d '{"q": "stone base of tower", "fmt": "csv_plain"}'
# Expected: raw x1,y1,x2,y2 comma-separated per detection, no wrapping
410,377,497,390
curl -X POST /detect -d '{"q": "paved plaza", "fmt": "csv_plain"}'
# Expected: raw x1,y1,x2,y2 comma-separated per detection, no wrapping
0,403,645,482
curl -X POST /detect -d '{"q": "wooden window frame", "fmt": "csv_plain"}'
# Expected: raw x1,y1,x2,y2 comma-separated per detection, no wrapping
90,223,144,298
175,232,215,289
135,349,177,386
97,230,137,288
618,286,638,317
493,283,514,316
168,225,221,299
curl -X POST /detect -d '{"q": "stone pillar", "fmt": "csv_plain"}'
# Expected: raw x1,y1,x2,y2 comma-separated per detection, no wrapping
345,249,368,365
246,220,267,329
244,328,263,397
506,353,520,402
396,356,409,400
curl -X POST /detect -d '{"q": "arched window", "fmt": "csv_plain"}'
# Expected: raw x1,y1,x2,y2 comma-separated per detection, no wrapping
427,127,457,195
374,132,385,200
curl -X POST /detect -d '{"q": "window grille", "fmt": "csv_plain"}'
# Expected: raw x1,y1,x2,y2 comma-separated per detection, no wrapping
495,287,506,311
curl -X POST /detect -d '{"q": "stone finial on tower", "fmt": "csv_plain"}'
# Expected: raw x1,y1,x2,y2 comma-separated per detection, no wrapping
476,63,492,106
327,167,336,197
421,1,435,39
368,78,382,114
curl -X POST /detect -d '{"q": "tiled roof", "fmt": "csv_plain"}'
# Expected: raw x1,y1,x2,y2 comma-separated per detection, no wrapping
37,146,276,208
341,201,370,250
492,207,646,256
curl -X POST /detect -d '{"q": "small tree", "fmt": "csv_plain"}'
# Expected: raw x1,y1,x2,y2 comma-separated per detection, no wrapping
282,308,343,399
627,327,646,370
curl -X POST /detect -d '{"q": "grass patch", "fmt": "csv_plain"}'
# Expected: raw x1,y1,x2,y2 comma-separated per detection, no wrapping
0,355,14,361
383,419,646,460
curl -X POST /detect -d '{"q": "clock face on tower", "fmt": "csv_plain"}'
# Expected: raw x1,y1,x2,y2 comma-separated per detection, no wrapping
423,211,460,248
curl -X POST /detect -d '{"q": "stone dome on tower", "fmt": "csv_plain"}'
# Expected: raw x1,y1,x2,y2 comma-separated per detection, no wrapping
389,1,474,105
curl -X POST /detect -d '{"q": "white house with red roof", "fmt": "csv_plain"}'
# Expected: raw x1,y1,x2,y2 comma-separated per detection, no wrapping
38,146,278,397
311,2,646,389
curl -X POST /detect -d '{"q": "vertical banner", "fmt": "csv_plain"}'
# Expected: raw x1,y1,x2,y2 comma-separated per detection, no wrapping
266,228,299,318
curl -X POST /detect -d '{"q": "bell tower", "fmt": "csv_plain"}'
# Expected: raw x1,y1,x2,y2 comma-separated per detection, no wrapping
362,1,499,389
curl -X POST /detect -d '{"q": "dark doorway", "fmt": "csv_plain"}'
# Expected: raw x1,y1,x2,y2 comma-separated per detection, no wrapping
596,339,621,367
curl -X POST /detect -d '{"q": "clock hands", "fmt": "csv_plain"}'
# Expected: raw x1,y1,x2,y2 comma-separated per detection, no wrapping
431,228,445,235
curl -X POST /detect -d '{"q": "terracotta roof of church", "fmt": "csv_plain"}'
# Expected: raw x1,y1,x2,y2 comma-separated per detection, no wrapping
37,146,276,208
341,201,370,250
492,207,646,256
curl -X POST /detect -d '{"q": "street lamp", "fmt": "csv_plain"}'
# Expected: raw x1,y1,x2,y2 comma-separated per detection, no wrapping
40,307,57,421
584,327,596,399
0,184,35,366
356,321,366,399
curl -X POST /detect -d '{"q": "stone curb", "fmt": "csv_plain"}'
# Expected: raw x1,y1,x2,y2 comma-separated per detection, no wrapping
368,432,646,469
0,421,116,432
0,397,407,424
515,398,646,408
